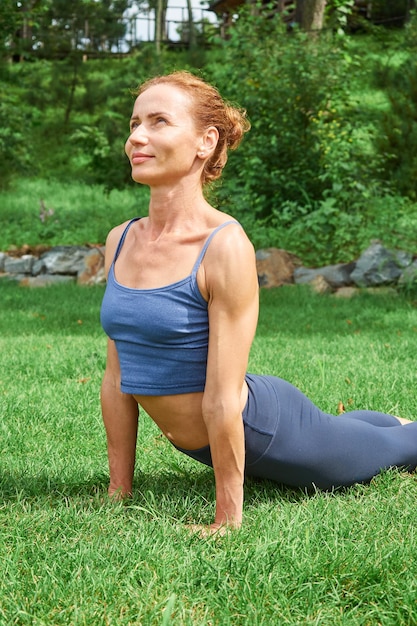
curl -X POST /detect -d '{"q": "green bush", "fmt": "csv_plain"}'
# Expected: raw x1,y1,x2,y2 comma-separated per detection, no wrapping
0,68,43,186
207,11,342,218
373,14,417,199
371,0,412,27
204,8,396,262
2,19,417,264
0,46,196,190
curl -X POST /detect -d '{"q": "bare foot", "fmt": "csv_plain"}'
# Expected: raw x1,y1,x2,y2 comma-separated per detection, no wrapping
395,416,413,425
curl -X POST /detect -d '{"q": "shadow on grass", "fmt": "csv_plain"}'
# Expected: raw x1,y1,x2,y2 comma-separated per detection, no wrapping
0,468,110,502
0,464,357,509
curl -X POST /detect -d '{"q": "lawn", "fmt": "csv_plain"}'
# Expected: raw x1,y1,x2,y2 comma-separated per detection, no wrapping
0,179,148,250
0,280,417,625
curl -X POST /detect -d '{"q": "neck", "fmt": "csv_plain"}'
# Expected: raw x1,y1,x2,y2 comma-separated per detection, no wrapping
147,181,210,231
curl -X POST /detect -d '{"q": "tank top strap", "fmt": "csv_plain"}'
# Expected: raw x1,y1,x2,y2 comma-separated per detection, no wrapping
113,217,142,263
191,220,240,275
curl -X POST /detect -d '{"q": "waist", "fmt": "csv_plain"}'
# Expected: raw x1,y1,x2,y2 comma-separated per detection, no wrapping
136,381,249,450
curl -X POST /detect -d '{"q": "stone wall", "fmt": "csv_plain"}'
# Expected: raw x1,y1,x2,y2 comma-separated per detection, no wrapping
0,245,106,287
256,241,417,293
1,240,416,292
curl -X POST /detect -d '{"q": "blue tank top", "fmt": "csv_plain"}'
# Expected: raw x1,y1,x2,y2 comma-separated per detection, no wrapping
100,218,239,395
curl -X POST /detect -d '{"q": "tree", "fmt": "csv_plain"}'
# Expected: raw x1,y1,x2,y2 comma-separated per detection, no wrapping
186,0,197,49
155,0,164,53
295,0,327,32
151,0,169,53
3,0,132,59
1,0,49,61
0,0,19,58
42,0,132,56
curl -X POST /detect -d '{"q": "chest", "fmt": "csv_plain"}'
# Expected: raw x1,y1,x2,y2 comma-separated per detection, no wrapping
104,277,209,346
114,235,208,291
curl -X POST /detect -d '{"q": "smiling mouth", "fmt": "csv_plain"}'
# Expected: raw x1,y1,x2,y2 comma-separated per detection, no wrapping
132,153,153,164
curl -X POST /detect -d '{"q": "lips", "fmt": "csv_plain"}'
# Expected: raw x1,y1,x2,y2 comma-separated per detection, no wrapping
131,152,153,164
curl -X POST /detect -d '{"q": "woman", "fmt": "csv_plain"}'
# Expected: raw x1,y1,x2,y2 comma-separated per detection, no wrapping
100,70,417,535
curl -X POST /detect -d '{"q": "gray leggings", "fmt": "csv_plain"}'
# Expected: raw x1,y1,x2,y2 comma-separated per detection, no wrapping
175,373,417,489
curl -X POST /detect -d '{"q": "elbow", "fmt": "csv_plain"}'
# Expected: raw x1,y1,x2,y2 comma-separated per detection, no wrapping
201,396,242,425
102,367,121,391
101,371,138,414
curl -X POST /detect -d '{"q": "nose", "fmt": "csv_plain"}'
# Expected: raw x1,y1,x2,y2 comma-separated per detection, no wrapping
128,124,148,145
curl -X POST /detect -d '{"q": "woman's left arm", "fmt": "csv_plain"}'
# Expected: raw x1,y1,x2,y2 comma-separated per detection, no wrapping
201,225,259,532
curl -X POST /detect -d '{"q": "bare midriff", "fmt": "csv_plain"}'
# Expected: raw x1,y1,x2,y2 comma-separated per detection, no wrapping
134,380,248,450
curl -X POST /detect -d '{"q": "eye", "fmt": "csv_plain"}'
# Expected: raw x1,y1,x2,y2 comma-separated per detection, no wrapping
130,121,139,132
155,117,168,125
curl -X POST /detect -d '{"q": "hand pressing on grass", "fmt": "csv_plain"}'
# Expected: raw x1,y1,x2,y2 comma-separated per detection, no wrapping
108,487,132,501
187,522,240,538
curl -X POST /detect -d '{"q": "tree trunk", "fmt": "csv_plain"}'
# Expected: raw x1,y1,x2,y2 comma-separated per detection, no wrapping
64,58,80,127
155,0,163,54
295,0,327,32
186,0,196,49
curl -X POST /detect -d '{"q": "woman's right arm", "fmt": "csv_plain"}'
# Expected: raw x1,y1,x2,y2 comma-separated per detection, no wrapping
100,223,139,498
101,339,139,498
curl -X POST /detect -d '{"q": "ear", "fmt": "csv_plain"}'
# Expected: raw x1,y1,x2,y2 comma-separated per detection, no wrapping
197,126,219,159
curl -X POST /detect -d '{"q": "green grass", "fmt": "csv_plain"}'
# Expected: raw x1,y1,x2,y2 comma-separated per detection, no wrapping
0,179,149,250
1,281,417,625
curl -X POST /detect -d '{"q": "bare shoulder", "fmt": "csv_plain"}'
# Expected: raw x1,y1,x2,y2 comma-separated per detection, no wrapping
105,220,132,247
103,219,133,274
208,221,256,267
204,221,258,297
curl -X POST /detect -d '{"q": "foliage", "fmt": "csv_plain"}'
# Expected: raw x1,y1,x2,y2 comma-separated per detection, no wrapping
326,0,355,34
0,0,20,55
0,88,40,187
2,0,132,60
1,11,417,263
206,9,346,215
375,59,417,199
274,193,417,265
371,0,412,27
373,12,417,199
204,7,404,262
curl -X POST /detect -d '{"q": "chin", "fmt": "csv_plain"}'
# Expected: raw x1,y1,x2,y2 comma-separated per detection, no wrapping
131,171,148,185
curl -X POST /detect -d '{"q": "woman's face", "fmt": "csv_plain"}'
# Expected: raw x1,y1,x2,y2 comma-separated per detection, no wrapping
125,83,204,187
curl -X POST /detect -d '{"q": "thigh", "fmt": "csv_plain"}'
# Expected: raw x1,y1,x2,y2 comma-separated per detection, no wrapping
244,374,417,489
342,410,400,427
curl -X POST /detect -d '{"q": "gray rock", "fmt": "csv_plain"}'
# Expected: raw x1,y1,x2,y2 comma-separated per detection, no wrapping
395,250,414,268
0,240,415,294
32,258,46,276
351,242,412,287
77,247,106,285
309,275,332,294
398,259,417,285
294,262,355,288
40,246,89,275
4,254,35,275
